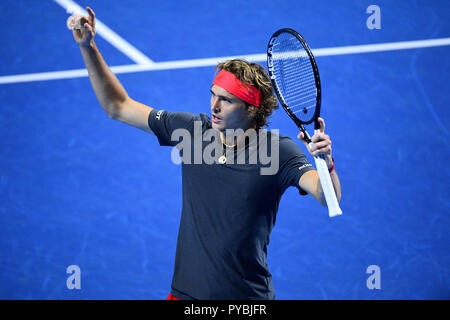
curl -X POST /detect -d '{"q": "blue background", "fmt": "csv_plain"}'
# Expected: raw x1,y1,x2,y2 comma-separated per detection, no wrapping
1,0,449,299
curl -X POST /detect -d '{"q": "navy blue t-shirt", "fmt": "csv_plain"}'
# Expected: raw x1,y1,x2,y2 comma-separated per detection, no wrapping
148,109,314,300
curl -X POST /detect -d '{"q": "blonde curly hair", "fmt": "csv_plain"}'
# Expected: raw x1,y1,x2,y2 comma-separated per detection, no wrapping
215,59,278,128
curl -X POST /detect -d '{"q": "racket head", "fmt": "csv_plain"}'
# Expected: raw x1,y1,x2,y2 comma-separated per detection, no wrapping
267,28,321,131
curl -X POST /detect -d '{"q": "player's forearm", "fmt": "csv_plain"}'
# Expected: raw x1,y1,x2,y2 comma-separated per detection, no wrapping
79,41,128,118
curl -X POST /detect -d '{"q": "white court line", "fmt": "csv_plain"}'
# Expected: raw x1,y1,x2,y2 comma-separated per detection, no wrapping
53,0,154,66
1,37,449,85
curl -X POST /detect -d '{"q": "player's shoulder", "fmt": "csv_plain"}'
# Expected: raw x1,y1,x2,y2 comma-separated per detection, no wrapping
198,112,212,128
261,129,299,148
151,109,211,130
261,129,306,161
179,111,211,132
172,111,210,128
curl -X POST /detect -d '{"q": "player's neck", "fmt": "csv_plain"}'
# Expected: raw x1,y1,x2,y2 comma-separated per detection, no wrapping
219,123,257,147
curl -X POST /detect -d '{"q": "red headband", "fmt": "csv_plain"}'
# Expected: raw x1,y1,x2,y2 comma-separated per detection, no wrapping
212,69,262,106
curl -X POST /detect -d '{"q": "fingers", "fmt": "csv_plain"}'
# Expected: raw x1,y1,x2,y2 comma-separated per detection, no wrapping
79,16,89,26
309,131,332,156
79,11,94,38
84,22,94,35
68,8,95,45
318,117,325,133
86,7,95,29
309,140,331,156
310,131,329,143
73,27,82,38
77,17,89,35
297,118,332,157
297,131,309,148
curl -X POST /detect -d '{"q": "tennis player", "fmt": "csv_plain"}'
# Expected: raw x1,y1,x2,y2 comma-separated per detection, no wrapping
71,7,342,300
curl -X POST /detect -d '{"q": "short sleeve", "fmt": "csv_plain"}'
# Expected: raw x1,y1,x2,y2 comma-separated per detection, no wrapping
148,109,198,146
278,136,315,195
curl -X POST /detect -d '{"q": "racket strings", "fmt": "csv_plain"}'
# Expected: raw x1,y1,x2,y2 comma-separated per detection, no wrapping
271,34,317,121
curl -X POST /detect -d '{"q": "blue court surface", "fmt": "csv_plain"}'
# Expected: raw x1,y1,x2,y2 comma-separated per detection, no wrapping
1,0,449,300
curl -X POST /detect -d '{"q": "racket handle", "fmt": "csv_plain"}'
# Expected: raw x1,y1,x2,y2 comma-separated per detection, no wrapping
309,130,342,217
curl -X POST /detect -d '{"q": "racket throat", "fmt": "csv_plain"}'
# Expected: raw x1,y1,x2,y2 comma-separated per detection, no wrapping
301,127,312,144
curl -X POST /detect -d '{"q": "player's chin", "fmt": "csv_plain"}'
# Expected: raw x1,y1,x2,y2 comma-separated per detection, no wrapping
211,121,224,130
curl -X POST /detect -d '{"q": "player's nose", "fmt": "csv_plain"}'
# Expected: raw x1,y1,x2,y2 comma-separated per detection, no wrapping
211,97,220,113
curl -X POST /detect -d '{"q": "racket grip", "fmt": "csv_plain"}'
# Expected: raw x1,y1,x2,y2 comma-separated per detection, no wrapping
309,130,342,217
314,156,342,217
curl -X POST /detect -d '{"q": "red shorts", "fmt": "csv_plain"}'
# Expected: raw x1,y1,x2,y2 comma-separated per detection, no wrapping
166,293,180,300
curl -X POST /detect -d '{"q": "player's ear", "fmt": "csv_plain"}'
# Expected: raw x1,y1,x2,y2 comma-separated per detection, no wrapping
246,104,257,121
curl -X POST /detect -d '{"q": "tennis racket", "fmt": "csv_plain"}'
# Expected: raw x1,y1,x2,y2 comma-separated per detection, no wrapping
267,28,342,217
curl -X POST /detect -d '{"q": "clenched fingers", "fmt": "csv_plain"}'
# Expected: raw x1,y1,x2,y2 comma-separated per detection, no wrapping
309,133,332,156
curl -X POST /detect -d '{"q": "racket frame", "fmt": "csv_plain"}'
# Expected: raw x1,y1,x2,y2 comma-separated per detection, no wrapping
267,28,322,143
267,28,342,217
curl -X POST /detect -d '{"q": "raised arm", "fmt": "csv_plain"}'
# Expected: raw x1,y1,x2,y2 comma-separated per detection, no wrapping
71,7,153,133
298,118,342,207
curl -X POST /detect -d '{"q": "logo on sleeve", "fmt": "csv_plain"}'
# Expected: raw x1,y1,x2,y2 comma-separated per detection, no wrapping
156,110,165,120
298,164,313,170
